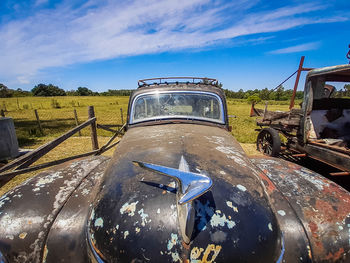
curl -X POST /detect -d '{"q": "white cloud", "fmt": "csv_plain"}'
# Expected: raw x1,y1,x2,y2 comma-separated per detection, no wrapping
269,42,321,54
0,0,347,83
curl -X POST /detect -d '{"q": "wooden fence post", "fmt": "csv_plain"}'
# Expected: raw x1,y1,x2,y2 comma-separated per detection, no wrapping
34,109,43,135
88,106,99,150
120,108,124,124
74,109,81,136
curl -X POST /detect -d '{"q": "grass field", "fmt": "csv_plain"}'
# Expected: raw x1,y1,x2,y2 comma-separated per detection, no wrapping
0,96,296,195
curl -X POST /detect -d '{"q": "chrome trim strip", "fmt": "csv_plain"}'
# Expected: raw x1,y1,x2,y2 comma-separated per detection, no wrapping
129,90,225,125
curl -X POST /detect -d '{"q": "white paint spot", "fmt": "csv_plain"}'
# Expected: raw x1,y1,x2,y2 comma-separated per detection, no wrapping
124,231,129,239
157,208,160,214
226,201,239,213
277,210,286,216
236,184,247,192
81,188,90,196
268,223,273,231
138,208,150,227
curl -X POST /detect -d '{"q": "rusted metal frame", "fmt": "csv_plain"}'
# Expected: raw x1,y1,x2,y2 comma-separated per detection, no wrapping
289,56,314,110
96,123,126,155
0,149,100,185
329,171,350,176
97,124,117,133
308,140,350,155
294,143,350,172
0,117,96,174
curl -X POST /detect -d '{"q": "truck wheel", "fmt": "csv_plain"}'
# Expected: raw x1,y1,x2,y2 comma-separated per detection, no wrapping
257,128,281,157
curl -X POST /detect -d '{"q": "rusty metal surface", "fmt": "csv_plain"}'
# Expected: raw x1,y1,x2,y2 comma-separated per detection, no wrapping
88,124,283,262
0,156,109,263
251,156,350,262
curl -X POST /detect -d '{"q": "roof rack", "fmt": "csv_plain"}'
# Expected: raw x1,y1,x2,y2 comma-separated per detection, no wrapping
138,77,218,88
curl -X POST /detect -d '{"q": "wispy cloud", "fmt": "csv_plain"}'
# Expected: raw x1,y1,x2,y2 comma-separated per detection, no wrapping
269,42,321,54
0,0,347,84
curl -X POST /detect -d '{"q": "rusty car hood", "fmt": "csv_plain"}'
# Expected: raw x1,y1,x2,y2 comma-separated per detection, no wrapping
89,124,283,262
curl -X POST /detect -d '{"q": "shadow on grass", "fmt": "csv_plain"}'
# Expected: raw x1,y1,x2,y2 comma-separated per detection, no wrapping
14,118,76,147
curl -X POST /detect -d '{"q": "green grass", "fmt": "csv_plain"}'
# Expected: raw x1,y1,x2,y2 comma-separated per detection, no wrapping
1,96,129,147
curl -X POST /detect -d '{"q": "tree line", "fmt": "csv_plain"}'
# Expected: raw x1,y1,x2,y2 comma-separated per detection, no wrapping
1,82,350,101
0,83,134,98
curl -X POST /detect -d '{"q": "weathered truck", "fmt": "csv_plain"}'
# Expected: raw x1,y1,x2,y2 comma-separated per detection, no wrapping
252,61,350,176
0,77,350,262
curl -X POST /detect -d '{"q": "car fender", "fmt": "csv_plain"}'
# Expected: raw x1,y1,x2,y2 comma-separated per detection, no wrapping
251,156,350,262
0,156,109,263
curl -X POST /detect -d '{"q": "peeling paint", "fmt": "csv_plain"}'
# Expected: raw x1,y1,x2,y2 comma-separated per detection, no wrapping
268,223,273,231
277,210,286,217
167,233,178,250
124,231,129,239
43,245,48,263
95,218,104,227
19,232,27,239
120,201,139,217
236,184,246,192
138,208,150,227
171,251,180,262
210,212,236,229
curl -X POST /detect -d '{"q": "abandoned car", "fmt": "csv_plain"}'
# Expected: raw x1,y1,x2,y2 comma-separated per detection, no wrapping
252,64,350,175
0,77,350,262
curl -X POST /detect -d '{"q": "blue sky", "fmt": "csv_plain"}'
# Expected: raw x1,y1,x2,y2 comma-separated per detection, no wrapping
1,0,349,92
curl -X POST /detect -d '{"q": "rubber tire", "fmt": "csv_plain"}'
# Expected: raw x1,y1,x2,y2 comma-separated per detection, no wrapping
256,128,281,157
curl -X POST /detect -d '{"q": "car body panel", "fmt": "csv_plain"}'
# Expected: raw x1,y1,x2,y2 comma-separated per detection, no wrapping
251,157,350,262
89,124,282,262
0,156,109,263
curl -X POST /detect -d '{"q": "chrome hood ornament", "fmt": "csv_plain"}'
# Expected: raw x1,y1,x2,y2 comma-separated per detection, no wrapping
133,156,213,243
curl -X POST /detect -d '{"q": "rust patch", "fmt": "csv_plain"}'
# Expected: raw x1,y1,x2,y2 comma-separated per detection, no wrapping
324,247,345,261
257,171,276,194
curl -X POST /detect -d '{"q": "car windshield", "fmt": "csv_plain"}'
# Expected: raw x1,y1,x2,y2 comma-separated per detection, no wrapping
130,91,224,124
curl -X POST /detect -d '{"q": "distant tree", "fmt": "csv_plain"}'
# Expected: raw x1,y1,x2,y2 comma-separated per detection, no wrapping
32,84,66,96
247,94,261,104
12,88,32,97
76,87,94,96
100,89,134,96
66,89,78,96
344,84,350,97
0,84,13,98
